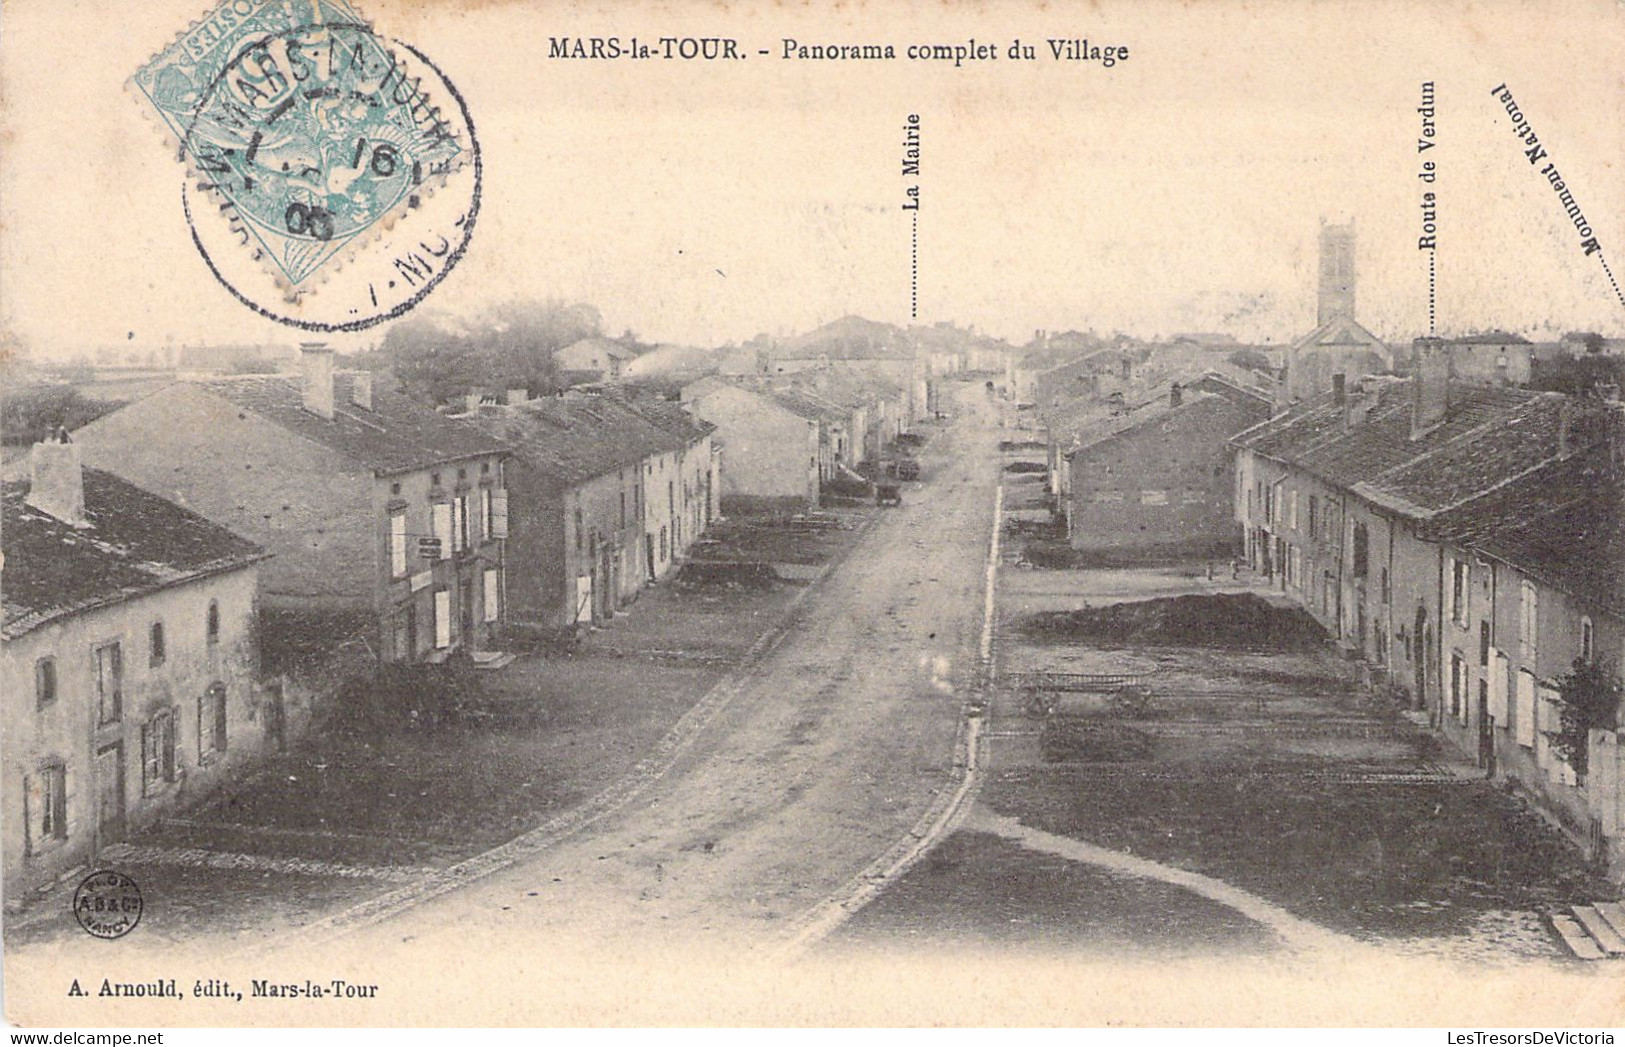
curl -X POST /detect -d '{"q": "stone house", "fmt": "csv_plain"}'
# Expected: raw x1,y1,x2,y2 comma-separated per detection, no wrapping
70,346,512,666
3,442,269,894
463,393,715,632
1234,358,1625,872
1064,374,1270,559
681,382,821,513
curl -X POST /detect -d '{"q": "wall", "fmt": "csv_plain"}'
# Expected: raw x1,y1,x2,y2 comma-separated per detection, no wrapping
689,386,819,509
73,384,376,611
373,455,507,662
3,567,262,894
1068,396,1258,558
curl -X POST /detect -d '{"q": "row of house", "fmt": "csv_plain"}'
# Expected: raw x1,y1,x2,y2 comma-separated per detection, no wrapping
680,370,909,513
1233,351,1625,871
2,346,718,895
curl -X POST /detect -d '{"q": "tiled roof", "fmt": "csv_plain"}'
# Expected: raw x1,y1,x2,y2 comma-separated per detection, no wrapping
464,396,702,487
611,396,717,442
1423,446,1624,616
1236,381,1541,501
3,468,268,640
197,374,509,476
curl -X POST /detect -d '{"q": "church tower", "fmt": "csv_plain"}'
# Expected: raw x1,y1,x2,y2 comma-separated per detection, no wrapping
1316,220,1357,325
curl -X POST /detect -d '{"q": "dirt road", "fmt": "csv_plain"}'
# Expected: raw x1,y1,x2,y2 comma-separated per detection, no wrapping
310,389,1001,964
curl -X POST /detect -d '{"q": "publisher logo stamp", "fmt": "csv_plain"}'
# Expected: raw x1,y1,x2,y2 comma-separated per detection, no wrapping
73,871,144,940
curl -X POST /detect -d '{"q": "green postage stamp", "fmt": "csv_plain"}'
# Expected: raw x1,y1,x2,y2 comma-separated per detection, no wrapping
132,0,480,330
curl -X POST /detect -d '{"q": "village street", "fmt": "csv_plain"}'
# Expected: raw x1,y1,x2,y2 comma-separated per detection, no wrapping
256,384,1004,965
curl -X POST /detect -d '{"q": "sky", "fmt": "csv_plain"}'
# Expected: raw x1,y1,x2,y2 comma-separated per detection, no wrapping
2,0,1623,360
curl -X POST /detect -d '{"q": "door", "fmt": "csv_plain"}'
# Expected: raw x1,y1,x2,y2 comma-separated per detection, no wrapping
459,578,476,651
1477,683,1495,774
1413,606,1429,710
264,680,287,753
96,743,125,848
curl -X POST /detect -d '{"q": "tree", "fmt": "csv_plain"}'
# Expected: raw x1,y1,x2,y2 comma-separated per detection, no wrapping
1551,659,1623,777
377,300,602,405
2,386,120,445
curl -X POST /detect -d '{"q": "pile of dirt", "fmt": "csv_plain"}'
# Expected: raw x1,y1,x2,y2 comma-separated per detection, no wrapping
1041,720,1156,763
1021,593,1328,652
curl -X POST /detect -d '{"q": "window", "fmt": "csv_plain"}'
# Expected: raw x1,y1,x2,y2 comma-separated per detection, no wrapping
1515,669,1537,747
480,487,494,541
35,657,56,711
1479,621,1492,667
390,510,408,577
432,501,453,560
24,764,67,853
1352,522,1369,579
206,600,220,644
1450,559,1470,628
1287,490,1298,531
1380,567,1391,606
619,491,627,529
433,589,452,648
95,642,123,725
574,506,584,552
149,621,166,667
1581,616,1595,664
483,569,500,624
1308,495,1319,539
198,683,226,759
141,710,176,796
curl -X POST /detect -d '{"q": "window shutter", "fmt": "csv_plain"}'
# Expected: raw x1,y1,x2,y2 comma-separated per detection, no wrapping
434,590,452,647
491,489,508,539
483,569,499,623
433,503,453,559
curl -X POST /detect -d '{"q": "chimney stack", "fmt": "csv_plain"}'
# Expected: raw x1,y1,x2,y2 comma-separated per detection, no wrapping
350,372,374,411
27,435,86,527
300,342,335,420
506,387,528,405
464,392,481,414
1410,337,1452,439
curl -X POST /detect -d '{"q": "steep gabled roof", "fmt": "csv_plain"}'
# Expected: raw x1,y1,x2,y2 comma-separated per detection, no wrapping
3,468,269,640
196,374,509,476
1292,315,1390,354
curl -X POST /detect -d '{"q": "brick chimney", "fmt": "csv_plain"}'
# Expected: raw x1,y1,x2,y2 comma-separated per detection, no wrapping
1410,337,1452,439
27,435,86,526
300,342,335,420
350,372,373,411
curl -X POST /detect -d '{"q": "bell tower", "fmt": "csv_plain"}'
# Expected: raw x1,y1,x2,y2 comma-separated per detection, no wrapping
1317,220,1357,325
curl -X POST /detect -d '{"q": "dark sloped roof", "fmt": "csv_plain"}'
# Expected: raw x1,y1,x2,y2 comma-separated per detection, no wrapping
1237,382,1540,497
1423,446,1624,616
198,374,509,475
3,468,268,639
464,396,703,487
611,396,717,443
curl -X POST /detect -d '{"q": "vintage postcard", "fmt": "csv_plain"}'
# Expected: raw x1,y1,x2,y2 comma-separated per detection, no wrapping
3,0,1624,1030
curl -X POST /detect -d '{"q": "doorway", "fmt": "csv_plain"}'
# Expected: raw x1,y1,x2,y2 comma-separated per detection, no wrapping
95,743,125,848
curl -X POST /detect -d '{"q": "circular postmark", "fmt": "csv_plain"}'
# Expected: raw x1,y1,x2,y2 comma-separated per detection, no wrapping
73,870,143,940
173,23,480,331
